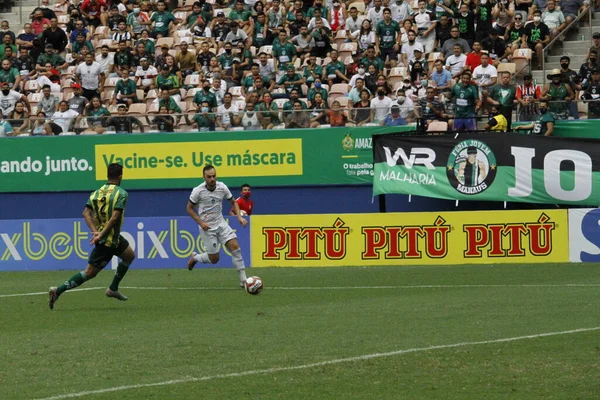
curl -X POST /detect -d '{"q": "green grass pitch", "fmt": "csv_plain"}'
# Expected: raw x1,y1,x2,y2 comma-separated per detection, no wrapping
1,263,600,400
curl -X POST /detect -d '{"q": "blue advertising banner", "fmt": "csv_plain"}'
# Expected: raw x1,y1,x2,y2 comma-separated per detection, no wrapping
0,216,250,271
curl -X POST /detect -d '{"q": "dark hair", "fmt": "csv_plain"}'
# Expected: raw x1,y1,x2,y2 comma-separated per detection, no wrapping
107,163,123,179
241,183,251,190
42,84,51,90
560,56,570,62
203,164,215,174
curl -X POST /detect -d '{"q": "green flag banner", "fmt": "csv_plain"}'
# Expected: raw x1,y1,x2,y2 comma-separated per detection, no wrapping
0,126,414,193
373,132,600,205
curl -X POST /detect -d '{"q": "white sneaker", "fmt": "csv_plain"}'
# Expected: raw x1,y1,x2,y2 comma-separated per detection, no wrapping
105,288,128,301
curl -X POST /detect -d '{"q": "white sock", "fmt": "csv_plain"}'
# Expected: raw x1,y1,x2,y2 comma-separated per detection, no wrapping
231,248,247,282
193,252,211,263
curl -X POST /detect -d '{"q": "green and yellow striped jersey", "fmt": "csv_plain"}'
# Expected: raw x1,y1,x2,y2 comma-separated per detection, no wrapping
85,184,128,248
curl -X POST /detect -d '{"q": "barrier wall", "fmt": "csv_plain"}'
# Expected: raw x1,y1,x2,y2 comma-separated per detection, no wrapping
0,216,250,271
250,210,569,267
568,208,600,262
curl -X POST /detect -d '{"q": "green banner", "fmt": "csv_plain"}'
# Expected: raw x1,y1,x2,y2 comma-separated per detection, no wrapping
373,132,600,205
0,126,413,193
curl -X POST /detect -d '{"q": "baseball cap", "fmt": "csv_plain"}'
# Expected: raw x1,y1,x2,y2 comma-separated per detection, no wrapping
217,11,225,17
71,83,81,89
593,67,600,74
594,32,600,39
524,73,532,79
0,82,9,87
391,105,400,113
45,43,54,49
286,64,295,71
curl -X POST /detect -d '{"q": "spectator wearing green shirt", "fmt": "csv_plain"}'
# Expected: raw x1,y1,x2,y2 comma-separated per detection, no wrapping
186,101,216,132
252,12,268,48
256,92,281,129
218,41,235,76
0,34,17,59
375,8,401,67
0,59,20,90
112,67,139,106
486,71,517,129
229,1,253,35
282,89,307,111
150,1,179,39
307,78,329,103
272,30,297,73
515,101,555,136
303,54,322,85
307,1,328,19
450,72,481,131
72,33,95,56
276,64,305,96
84,96,112,134
193,80,218,111
241,63,271,98
361,46,384,74
136,30,156,56
158,89,182,114
155,65,181,101
322,50,349,86
36,44,69,72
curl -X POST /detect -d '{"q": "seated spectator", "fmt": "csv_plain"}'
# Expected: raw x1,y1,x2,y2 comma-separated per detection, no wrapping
485,104,508,131
7,101,30,134
409,48,428,73
31,111,48,136
68,84,89,115
0,112,13,136
505,14,526,57
292,24,315,62
133,43,155,67
364,64,379,94
236,102,261,130
31,8,51,36
216,93,238,130
465,41,483,72
307,78,329,103
36,44,69,71
276,64,305,97
430,60,453,91
186,101,216,131
522,10,550,70
0,59,20,90
327,100,348,127
16,23,36,50
155,64,181,102
84,96,111,133
361,45,384,74
285,100,311,128
392,89,415,122
445,44,467,80
45,101,79,135
225,21,250,48
579,51,598,89
441,26,471,58
148,105,176,132
381,105,407,126
542,0,566,39
158,89,182,114
16,48,36,83
257,92,281,129
137,30,156,57
113,67,138,106
352,89,374,126
96,45,115,76
282,89,307,111
136,57,158,92
417,87,447,126
348,77,371,104
0,33,16,60
401,30,424,69
103,104,145,134
175,41,196,78
302,55,322,86
309,92,328,127
514,100,554,135
112,21,133,45
582,68,600,119
150,1,180,39
37,84,59,117
72,32,94,56
492,0,516,36
127,5,151,38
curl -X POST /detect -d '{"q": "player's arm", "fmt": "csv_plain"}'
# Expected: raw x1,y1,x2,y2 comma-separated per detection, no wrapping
82,206,98,234
514,121,535,130
186,200,209,230
229,197,248,227
91,208,123,244
545,121,554,136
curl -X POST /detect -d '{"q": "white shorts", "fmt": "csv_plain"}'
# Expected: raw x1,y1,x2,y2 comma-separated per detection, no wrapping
200,221,237,254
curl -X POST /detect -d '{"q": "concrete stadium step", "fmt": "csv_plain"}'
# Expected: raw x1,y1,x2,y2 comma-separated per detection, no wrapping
547,55,585,64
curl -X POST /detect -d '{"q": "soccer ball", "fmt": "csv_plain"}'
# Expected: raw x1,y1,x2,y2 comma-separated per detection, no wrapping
245,276,263,295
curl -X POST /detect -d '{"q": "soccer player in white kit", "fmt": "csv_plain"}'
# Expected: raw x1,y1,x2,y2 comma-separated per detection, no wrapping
186,164,249,287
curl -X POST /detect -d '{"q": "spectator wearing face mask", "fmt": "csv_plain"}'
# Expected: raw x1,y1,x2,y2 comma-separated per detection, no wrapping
391,89,415,122
349,63,367,87
521,9,550,70
370,86,393,123
230,184,254,216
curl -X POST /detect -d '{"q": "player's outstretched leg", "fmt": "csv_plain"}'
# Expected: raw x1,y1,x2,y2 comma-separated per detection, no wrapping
106,246,135,301
188,252,212,270
225,239,247,288
49,265,99,310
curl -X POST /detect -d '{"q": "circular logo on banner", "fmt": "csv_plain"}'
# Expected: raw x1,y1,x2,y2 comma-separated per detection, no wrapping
446,140,497,195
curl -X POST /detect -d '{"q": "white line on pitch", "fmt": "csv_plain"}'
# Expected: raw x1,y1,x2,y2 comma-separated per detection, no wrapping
2,284,600,298
35,326,600,400
0,287,104,298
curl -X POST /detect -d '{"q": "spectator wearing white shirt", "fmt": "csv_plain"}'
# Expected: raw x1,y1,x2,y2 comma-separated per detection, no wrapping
445,44,467,79
370,86,393,123
308,9,332,30
401,30,424,68
345,6,363,37
367,0,385,26
391,88,415,122
216,93,239,130
95,45,114,76
390,0,413,23
542,0,567,39
413,0,437,53
349,63,367,87
472,53,498,107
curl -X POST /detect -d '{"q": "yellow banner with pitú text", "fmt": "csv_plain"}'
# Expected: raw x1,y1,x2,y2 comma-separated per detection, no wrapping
250,210,569,267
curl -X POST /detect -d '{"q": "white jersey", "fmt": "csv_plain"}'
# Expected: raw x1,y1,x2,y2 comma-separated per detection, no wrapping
189,181,233,226
77,61,103,90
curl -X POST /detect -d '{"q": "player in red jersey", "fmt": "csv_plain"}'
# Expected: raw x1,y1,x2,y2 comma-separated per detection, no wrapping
229,183,253,216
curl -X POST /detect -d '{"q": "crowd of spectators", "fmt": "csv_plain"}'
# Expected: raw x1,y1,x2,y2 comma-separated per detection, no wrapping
0,0,596,136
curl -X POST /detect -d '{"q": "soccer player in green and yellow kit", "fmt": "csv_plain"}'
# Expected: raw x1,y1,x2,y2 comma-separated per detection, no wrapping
48,163,135,309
